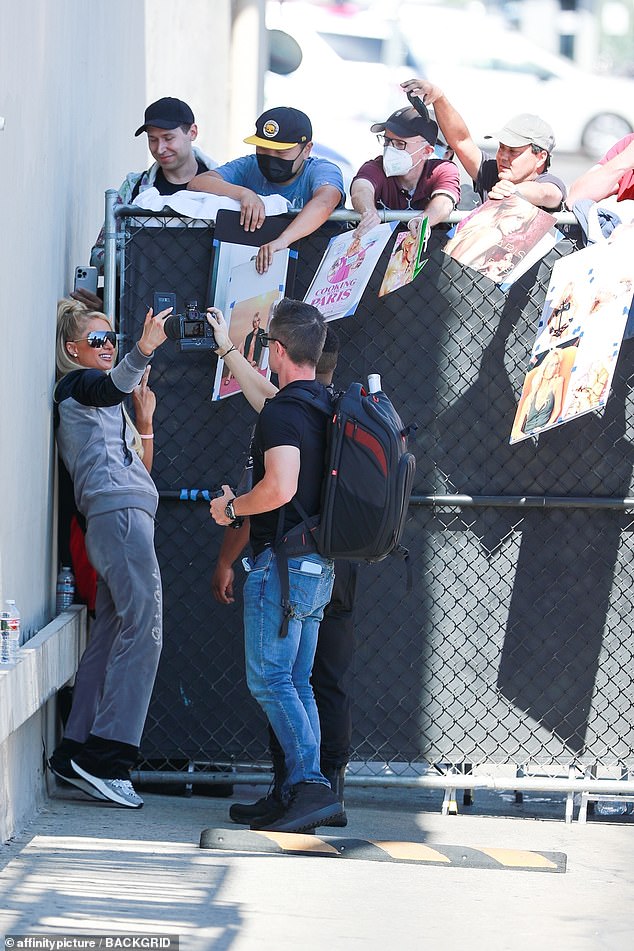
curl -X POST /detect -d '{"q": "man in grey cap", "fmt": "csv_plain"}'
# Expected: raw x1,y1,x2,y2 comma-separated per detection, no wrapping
400,79,566,211
89,97,217,272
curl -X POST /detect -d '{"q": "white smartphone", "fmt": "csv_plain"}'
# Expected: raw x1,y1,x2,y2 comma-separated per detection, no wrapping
74,265,99,296
299,561,323,575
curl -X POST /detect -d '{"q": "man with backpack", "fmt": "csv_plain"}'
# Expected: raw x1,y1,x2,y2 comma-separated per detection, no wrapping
211,325,357,829
209,299,344,833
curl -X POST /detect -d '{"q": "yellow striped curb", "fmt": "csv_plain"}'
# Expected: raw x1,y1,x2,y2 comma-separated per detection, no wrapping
199,828,566,872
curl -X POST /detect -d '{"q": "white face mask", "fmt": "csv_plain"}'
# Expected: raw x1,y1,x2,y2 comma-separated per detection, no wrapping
382,144,425,178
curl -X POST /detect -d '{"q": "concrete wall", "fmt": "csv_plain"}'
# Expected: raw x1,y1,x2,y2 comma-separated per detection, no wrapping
0,0,237,842
0,608,86,844
0,0,147,638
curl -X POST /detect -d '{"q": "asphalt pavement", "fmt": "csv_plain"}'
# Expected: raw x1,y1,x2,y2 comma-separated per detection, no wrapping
1,780,632,951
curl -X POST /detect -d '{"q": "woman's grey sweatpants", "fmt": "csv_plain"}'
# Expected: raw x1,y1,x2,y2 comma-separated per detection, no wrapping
64,507,163,748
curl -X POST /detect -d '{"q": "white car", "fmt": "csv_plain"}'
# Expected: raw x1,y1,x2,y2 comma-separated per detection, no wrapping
266,1,634,165
404,13,634,158
265,2,426,175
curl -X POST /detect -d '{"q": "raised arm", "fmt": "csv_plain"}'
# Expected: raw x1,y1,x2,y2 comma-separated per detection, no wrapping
401,79,483,182
132,365,156,473
206,309,277,412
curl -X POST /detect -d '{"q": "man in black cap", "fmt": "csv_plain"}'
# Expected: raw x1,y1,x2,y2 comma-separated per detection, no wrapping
401,79,566,211
188,106,344,274
350,106,460,236
89,97,217,271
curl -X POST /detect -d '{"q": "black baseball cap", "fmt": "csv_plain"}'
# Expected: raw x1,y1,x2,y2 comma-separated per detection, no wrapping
244,107,312,150
135,98,195,137
371,107,438,146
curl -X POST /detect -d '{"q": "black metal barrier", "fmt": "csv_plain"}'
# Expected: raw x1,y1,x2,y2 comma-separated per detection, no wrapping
117,211,634,776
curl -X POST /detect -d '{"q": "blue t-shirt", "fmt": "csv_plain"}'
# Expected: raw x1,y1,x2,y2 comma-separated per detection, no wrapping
214,154,345,209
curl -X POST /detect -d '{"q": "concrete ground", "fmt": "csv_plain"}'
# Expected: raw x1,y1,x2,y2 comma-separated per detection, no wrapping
1,781,632,951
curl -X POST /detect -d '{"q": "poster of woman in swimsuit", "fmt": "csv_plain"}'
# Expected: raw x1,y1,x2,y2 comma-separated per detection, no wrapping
511,229,634,443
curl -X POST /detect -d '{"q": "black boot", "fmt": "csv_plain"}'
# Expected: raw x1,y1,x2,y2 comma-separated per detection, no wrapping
229,751,286,825
250,781,343,833
321,764,347,827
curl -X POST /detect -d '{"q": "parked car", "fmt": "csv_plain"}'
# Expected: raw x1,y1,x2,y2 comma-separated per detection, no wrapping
266,1,634,163
402,7,634,157
265,1,425,174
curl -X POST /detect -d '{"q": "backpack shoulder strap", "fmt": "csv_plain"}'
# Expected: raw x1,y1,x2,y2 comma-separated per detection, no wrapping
270,384,330,638
272,381,334,417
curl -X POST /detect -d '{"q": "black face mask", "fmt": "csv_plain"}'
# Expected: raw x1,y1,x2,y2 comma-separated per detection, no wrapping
256,152,302,184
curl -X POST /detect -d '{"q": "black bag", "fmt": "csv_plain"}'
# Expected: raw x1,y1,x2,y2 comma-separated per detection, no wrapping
316,382,416,562
274,381,416,635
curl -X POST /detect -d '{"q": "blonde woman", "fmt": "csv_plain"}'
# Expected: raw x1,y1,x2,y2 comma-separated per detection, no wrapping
515,348,566,437
446,199,540,270
48,298,169,808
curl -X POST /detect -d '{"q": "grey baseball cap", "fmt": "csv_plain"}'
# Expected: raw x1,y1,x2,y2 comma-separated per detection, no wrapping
486,113,556,152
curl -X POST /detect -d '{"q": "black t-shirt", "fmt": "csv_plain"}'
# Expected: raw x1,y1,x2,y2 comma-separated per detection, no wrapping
249,379,328,556
475,153,566,210
153,158,208,195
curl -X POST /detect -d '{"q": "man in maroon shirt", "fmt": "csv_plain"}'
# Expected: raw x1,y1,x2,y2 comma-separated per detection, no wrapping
351,106,460,235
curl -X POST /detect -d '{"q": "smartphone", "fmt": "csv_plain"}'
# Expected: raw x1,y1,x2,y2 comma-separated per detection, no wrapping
74,265,99,296
153,291,177,315
406,90,430,121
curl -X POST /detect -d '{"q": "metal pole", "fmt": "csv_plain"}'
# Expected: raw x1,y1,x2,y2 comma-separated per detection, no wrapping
131,769,634,795
410,493,634,511
113,206,579,228
103,189,118,322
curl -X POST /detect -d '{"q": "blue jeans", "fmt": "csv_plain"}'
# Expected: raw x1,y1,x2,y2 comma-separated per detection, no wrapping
243,547,335,794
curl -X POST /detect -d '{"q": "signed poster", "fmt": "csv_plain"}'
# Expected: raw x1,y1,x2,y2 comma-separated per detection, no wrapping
379,216,429,297
510,229,634,443
304,223,396,320
211,252,290,401
444,194,557,287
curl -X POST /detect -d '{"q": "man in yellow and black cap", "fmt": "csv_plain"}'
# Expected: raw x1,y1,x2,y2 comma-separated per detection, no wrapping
188,106,344,273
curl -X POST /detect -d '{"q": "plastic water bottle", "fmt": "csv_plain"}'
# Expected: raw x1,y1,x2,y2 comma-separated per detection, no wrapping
367,373,382,394
56,566,75,614
0,599,20,665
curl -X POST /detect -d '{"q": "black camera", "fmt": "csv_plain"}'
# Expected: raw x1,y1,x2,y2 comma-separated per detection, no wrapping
163,300,217,353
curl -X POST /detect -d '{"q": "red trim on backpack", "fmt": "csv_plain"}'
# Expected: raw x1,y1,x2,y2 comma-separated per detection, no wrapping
345,421,388,476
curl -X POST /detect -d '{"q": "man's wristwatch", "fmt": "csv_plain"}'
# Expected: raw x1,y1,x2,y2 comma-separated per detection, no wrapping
225,498,238,522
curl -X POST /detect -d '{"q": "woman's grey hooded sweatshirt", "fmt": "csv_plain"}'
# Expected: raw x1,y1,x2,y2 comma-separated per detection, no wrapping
54,344,158,519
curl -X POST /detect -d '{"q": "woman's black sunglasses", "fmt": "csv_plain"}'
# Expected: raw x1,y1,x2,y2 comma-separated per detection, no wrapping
74,331,118,348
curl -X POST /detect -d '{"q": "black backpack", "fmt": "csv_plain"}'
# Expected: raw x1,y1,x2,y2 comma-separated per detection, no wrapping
274,381,416,634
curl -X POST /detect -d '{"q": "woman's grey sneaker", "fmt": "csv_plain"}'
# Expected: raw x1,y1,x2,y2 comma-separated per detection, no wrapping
48,756,108,801
71,760,144,808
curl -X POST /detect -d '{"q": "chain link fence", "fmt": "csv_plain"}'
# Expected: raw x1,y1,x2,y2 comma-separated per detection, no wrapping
114,207,634,788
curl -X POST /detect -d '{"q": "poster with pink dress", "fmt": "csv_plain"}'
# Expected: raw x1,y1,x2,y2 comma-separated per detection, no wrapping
304,223,396,321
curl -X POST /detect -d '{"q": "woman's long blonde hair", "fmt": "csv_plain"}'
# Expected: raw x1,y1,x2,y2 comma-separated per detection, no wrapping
55,298,144,458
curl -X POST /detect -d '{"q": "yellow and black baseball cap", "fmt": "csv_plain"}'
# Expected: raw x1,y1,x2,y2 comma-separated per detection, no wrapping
244,107,312,150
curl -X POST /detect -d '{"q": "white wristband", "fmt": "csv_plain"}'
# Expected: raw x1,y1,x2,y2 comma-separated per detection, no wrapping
139,433,154,440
